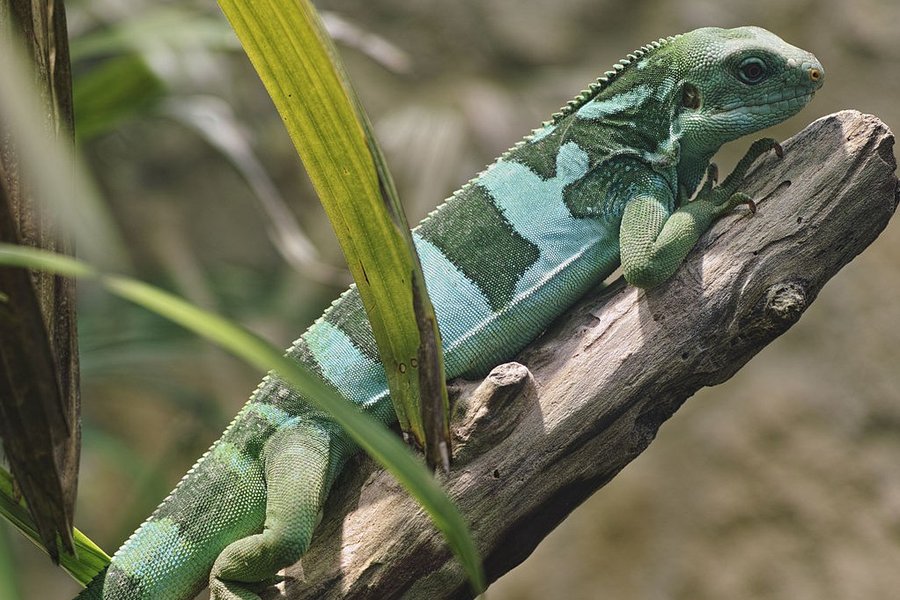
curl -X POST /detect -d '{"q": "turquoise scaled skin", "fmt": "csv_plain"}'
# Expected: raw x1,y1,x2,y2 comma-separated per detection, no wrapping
78,26,822,599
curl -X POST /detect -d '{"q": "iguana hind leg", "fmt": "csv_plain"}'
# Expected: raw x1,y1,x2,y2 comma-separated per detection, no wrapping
209,424,331,600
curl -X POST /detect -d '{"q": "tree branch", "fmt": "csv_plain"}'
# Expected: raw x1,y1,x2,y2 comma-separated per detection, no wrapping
269,110,898,600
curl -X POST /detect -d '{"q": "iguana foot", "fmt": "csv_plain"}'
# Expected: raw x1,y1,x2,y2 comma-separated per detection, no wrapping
723,191,756,215
694,137,782,217
717,137,782,196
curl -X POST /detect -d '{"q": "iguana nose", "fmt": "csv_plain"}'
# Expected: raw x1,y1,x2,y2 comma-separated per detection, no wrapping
788,57,824,89
808,65,823,86
805,59,824,88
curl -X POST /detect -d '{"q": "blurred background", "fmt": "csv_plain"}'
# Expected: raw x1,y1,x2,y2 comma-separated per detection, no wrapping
3,0,900,598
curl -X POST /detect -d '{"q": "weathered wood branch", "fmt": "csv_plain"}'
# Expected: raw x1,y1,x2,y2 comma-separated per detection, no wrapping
269,110,898,600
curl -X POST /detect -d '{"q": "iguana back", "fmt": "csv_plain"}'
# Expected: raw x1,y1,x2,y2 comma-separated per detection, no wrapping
77,26,823,599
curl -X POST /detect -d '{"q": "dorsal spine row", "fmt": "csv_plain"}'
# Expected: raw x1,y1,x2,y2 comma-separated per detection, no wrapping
548,35,679,126
415,34,680,229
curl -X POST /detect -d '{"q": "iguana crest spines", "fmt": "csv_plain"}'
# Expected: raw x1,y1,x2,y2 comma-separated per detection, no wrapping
76,27,823,600
414,33,681,233
548,35,680,126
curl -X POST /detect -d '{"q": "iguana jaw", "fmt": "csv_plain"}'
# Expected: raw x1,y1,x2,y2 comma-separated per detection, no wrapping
701,77,822,139
715,57,824,117
716,88,818,116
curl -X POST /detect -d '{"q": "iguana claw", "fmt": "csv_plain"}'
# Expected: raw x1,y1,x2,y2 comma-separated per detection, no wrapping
773,141,784,158
727,192,756,215
700,138,782,214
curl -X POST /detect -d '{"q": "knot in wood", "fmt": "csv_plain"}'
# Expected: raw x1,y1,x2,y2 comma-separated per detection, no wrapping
452,362,532,458
764,281,807,326
485,362,530,391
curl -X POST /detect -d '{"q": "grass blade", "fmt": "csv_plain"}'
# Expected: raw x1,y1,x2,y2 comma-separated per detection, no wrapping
0,244,485,594
0,521,23,600
216,0,452,470
0,467,110,585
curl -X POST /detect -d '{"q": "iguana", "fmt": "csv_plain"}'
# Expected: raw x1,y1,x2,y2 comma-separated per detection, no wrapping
77,26,823,599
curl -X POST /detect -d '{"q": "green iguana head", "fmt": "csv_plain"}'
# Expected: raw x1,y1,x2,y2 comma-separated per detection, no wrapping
670,26,824,153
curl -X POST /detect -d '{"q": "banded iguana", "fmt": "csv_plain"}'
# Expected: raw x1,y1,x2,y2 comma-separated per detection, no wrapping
77,26,823,599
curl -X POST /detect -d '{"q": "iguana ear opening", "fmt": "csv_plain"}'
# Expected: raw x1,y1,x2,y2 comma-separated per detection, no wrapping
680,83,702,109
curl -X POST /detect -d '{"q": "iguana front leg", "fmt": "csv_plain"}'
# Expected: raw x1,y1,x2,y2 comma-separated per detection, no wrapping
620,139,781,288
209,424,333,600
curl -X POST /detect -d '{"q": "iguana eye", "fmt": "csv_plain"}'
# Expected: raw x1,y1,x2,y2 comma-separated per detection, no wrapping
738,58,767,84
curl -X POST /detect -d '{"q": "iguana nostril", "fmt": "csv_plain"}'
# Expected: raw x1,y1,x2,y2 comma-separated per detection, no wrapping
809,68,821,82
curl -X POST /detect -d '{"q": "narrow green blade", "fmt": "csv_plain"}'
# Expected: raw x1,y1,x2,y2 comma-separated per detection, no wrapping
0,245,485,594
0,467,110,586
73,54,166,140
215,0,451,470
0,520,23,600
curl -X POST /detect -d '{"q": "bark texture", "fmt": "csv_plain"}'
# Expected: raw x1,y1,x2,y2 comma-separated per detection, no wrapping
0,0,80,560
269,110,898,600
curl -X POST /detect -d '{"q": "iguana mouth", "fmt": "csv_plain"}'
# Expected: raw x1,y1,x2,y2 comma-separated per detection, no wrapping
718,88,816,114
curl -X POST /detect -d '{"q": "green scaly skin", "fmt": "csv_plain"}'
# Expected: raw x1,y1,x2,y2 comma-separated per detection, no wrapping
77,26,823,599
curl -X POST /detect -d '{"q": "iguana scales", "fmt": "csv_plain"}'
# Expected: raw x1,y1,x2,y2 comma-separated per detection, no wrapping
77,26,823,599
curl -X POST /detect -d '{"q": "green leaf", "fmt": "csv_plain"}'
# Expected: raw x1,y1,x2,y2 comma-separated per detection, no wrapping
0,521,23,600
73,54,166,140
69,7,240,62
215,0,452,471
0,244,485,594
0,466,110,586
